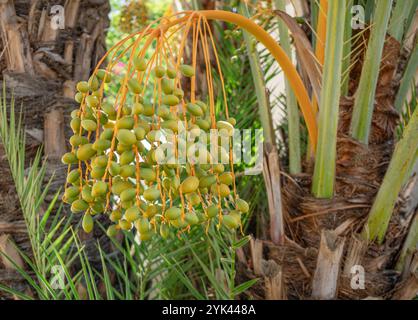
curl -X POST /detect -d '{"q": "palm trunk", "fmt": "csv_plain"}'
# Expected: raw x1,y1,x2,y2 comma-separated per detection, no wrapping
242,15,416,300
0,0,110,299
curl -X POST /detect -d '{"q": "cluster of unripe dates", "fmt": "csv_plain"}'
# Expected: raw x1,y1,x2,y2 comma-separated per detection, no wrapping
62,57,249,240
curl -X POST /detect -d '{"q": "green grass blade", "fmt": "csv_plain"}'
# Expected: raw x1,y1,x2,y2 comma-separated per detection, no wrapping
0,284,35,300
98,246,115,300
231,278,258,296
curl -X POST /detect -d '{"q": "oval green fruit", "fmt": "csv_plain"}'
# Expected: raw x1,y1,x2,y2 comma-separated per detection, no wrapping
86,95,99,108
141,103,153,116
92,90,101,98
81,186,95,203
162,78,174,94
173,88,184,99
128,79,143,94
157,105,170,119
213,164,225,174
180,176,199,194
141,167,156,182
82,107,95,121
137,119,151,133
196,119,211,131
117,143,131,154
227,117,237,126
92,181,108,197
71,199,89,213
199,175,217,188
93,139,111,152
134,127,146,140
76,81,89,93
63,196,77,204
70,118,81,133
63,193,75,203
166,67,177,79
206,205,219,219
222,215,239,229
120,150,135,165
134,57,147,71
186,103,203,117
82,214,94,233
160,223,170,238
81,119,97,132
120,188,136,202
100,128,114,140
219,172,233,186
67,169,80,184
116,117,135,130
219,184,231,198
146,130,160,143
143,187,160,201
106,225,118,237
91,201,105,214
165,207,181,220
185,213,199,225
109,161,121,176
102,102,116,117
187,193,201,206
217,120,234,136
171,217,188,229
195,100,208,113
125,206,140,222
71,110,80,119
117,129,136,145
61,152,78,164
93,155,108,167
135,218,151,234
180,64,195,77
97,69,112,83
122,105,132,116
69,135,83,147
111,180,133,195
161,119,178,133
162,95,179,106
75,92,83,103
110,209,122,222
236,199,249,213
88,75,100,91
65,186,80,199
132,102,144,115
154,66,166,78
118,219,132,231
90,167,105,179
77,144,96,161
120,164,136,178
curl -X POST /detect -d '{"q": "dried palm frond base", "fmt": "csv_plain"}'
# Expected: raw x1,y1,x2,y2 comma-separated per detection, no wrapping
237,34,418,299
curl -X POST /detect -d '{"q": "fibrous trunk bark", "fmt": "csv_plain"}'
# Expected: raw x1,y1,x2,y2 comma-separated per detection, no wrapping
240,26,417,300
0,0,110,299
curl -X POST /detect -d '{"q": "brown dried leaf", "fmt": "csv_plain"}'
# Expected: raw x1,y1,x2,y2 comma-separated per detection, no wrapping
273,10,322,103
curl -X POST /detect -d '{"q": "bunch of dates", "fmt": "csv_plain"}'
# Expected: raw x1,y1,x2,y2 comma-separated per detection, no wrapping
62,58,249,240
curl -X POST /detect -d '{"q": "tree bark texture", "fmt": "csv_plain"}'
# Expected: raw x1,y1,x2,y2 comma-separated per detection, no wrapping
0,0,110,299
